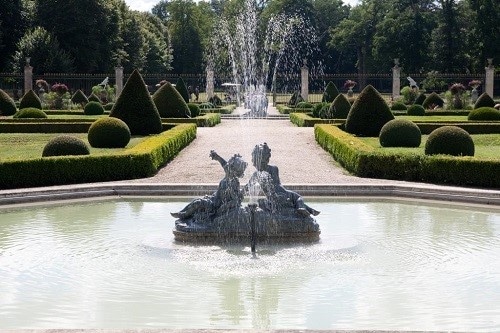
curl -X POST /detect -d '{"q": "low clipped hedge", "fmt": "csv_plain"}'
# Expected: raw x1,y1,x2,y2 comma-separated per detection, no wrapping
0,123,196,189
290,112,341,127
468,107,500,121
315,124,500,188
161,113,220,127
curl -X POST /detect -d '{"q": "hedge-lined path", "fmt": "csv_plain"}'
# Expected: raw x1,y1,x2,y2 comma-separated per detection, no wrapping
130,106,405,186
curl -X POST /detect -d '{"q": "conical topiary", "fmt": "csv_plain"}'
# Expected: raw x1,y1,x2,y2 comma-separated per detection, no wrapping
109,69,162,135
0,89,17,116
152,81,191,118
322,81,340,103
88,92,101,103
19,89,42,109
474,92,495,109
175,77,190,103
72,89,89,106
422,92,444,109
345,85,395,137
414,92,426,105
329,93,351,119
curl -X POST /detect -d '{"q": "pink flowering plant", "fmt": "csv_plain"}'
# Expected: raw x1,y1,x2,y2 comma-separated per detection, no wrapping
343,80,357,89
468,80,481,89
51,83,69,95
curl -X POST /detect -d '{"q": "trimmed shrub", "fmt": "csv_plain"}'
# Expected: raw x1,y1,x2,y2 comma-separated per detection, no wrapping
209,95,223,106
19,90,42,109
199,102,215,109
72,89,89,106
42,135,90,157
414,93,427,105
88,92,102,103
407,104,426,116
468,107,500,121
13,107,48,119
152,81,191,118
391,101,407,111
322,81,339,103
296,101,313,109
88,117,131,148
379,119,421,147
110,69,162,135
474,92,495,109
345,85,394,137
0,89,17,116
84,101,105,115
422,92,444,109
312,102,328,118
103,103,114,111
425,126,474,156
175,77,190,103
187,103,201,117
318,103,332,119
329,94,351,119
288,91,304,106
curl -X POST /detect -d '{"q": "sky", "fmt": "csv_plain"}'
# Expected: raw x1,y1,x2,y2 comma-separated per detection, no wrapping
124,0,360,12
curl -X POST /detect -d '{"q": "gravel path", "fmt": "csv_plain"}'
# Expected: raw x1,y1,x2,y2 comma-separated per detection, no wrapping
131,106,403,186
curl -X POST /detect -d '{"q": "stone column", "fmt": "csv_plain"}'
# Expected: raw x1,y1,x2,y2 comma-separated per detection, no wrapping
301,60,309,102
392,58,401,100
24,57,33,94
485,58,494,98
115,64,124,98
206,67,215,100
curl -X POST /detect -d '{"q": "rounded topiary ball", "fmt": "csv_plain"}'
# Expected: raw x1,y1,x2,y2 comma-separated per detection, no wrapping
187,103,200,117
13,108,48,119
467,107,500,121
407,104,426,116
391,101,407,111
84,101,105,115
88,117,131,148
379,119,421,147
425,126,474,156
42,135,90,157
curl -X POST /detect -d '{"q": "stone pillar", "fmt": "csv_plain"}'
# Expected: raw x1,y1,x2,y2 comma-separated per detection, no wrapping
392,58,401,100
485,58,494,98
206,67,214,100
115,64,124,97
24,57,33,94
301,60,309,102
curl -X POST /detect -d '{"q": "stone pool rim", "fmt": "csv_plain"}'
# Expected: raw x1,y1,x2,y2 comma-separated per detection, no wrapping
0,183,499,207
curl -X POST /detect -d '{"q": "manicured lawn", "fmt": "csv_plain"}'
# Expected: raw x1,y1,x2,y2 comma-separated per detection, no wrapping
360,134,500,160
0,133,145,160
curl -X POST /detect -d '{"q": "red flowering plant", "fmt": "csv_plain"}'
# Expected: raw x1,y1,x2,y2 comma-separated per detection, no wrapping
449,83,466,95
343,80,357,89
51,83,69,95
468,80,481,89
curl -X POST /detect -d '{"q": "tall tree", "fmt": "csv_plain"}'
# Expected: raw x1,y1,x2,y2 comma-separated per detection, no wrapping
0,0,29,71
468,0,500,71
36,0,122,72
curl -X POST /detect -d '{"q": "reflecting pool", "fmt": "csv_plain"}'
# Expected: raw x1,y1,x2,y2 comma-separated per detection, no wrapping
0,197,499,331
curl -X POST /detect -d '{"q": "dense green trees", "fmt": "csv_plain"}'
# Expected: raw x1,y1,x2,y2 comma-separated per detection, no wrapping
0,0,498,75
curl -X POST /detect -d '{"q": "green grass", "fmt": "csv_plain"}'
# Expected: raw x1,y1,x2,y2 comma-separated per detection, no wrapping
398,115,469,122
360,134,500,160
0,133,145,161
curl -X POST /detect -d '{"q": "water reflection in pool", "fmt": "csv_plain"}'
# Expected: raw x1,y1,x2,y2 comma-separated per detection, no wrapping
0,197,499,331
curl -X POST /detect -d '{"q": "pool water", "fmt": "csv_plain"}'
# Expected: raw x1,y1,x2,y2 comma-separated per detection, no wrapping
0,197,499,331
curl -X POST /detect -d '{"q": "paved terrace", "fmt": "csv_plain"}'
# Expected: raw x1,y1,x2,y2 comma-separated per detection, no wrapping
0,105,499,205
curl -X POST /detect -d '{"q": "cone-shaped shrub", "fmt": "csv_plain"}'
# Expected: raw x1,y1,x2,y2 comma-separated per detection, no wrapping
152,81,191,118
329,94,351,119
88,92,101,103
175,77,190,103
322,81,339,103
20,90,42,109
110,69,162,135
414,93,427,105
72,89,89,106
345,85,394,137
422,92,444,109
0,89,17,116
474,92,495,109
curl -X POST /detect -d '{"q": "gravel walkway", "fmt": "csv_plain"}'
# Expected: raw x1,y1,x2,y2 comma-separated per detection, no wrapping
131,106,405,186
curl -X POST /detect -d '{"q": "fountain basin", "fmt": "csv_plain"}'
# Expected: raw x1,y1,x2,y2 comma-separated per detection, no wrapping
0,195,499,330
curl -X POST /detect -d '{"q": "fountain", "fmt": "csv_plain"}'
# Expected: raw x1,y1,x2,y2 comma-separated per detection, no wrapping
172,143,320,246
